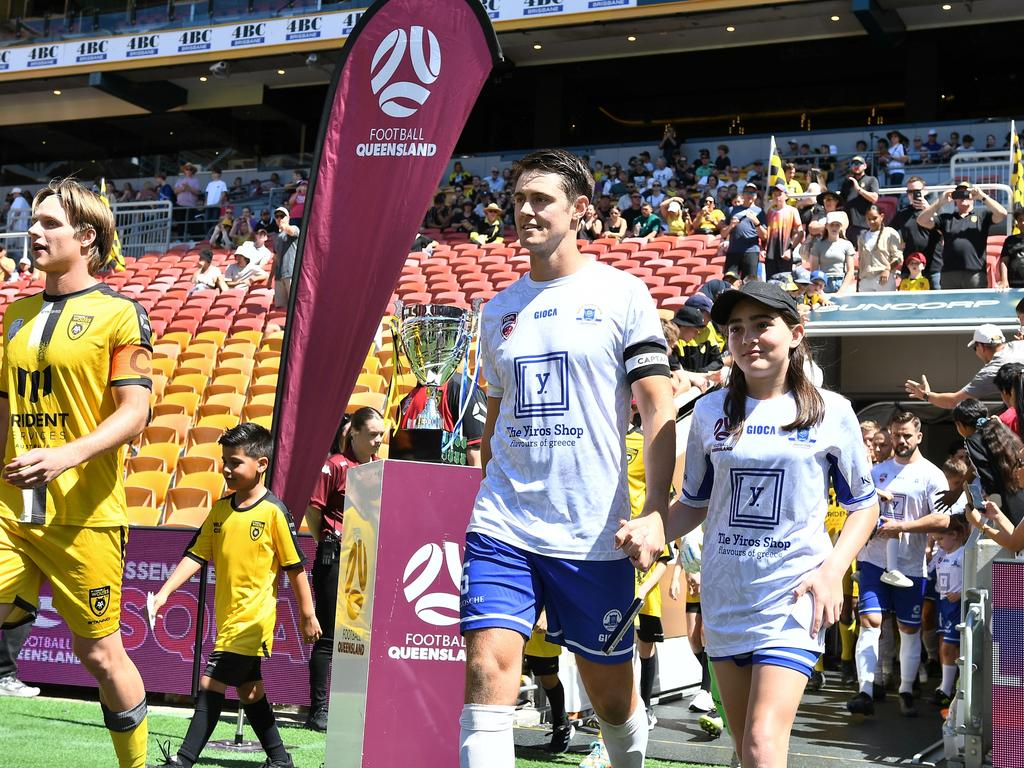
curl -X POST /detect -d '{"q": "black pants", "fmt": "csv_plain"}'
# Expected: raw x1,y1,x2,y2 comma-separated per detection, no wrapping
0,621,33,678
309,536,340,713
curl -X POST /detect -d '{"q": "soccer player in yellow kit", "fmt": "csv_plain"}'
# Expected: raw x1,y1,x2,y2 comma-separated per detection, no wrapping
0,179,153,767
149,423,320,768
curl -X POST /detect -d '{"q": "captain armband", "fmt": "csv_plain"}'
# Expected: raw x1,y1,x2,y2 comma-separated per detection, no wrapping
624,342,671,384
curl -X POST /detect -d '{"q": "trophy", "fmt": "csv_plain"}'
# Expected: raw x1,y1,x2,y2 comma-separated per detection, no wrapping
395,301,480,431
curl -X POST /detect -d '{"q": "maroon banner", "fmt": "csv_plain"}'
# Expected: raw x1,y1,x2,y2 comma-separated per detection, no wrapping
269,0,501,516
992,561,1024,766
16,527,318,705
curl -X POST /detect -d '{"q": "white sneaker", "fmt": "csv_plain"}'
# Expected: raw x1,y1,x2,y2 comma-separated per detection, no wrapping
689,689,715,712
646,708,658,730
0,675,40,697
881,570,914,588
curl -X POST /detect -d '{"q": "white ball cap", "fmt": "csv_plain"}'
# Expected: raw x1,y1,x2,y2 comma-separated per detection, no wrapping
967,323,1005,348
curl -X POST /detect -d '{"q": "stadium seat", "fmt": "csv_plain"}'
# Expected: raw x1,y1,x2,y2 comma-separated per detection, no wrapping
250,414,273,430
149,414,191,444
204,393,246,416
125,470,172,508
127,506,161,527
166,373,209,396
151,358,177,379
185,441,224,465
159,331,193,351
230,329,264,346
196,413,240,430
242,403,274,422
126,455,166,474
177,470,226,503
161,391,201,417
220,344,257,362
247,384,277,400
215,358,255,378
136,442,181,474
141,425,179,447
176,455,218,481
347,392,387,414
175,358,216,378
209,373,250,395
163,506,210,529
194,329,228,347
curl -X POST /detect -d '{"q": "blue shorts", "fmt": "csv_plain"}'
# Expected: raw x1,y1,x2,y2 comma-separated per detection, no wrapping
460,532,635,664
923,573,938,603
857,560,926,626
710,647,820,679
937,597,961,645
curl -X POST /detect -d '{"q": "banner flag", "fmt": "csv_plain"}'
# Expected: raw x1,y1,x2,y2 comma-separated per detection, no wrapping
269,0,500,517
767,136,784,193
1011,120,1023,234
99,178,126,272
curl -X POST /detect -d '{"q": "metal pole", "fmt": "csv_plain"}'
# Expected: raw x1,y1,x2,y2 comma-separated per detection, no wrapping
190,565,208,699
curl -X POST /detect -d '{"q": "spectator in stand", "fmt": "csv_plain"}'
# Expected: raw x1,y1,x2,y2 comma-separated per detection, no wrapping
155,174,174,203
722,183,767,281
676,155,697,187
595,194,613,219
118,182,137,203
272,206,300,309
923,130,943,162
986,134,998,151
485,166,505,194
898,252,931,291
746,159,765,184
424,194,452,230
592,160,606,187
873,137,890,180
716,185,734,214
810,211,857,293
638,151,654,173
622,192,645,230
651,157,673,188
695,153,715,185
190,249,226,293
907,136,925,166
941,131,961,161
0,245,14,283
714,144,731,173
960,135,976,152
451,202,480,235
891,176,943,289
223,241,268,289
137,182,156,202
227,176,247,203
645,182,667,209
204,168,228,224
449,161,472,187
229,208,254,246
905,323,1024,407
783,162,803,198
208,215,233,249
251,229,274,268
798,169,826,221
917,182,1007,289
997,209,1024,288
632,202,662,239
660,198,691,236
660,319,689,397
288,179,308,227
248,178,263,197
470,203,505,245
886,131,908,185
267,172,282,191
659,124,679,164
604,206,628,241
856,205,903,292
764,184,804,278
995,362,1024,437
671,307,723,393
255,209,274,234
839,155,880,245
577,204,604,242
5,187,30,233
174,164,201,237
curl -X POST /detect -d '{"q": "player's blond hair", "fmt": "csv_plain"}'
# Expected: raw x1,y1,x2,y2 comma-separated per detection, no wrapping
33,178,115,275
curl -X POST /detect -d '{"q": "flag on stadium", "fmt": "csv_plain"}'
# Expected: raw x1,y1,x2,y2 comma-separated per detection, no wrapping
767,135,784,193
1011,120,1024,234
269,0,501,518
98,178,126,272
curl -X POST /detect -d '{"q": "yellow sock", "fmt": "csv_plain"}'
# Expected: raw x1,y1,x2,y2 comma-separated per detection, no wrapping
813,658,824,672
103,700,149,768
840,619,857,662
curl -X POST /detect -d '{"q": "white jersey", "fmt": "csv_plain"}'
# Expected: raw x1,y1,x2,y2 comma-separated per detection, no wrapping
468,260,668,560
934,545,964,599
861,457,947,577
682,388,875,657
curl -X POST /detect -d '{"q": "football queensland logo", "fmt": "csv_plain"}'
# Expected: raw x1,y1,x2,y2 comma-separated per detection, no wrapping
402,541,462,626
344,536,369,621
370,26,440,118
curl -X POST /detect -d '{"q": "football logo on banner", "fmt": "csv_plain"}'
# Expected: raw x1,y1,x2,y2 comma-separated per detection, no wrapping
402,541,462,626
370,26,441,118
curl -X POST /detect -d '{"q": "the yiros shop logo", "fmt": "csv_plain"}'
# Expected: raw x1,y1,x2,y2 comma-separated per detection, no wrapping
355,26,440,158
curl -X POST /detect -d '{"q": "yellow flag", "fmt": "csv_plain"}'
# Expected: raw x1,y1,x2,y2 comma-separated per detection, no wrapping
1011,121,1024,235
767,136,784,191
99,179,126,272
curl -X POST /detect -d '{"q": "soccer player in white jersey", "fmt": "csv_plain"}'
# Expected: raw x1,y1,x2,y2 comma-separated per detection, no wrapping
848,411,951,718
617,281,879,768
458,149,677,768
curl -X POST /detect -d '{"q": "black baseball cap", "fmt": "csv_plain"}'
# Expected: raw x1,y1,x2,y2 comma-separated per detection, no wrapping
672,306,705,328
711,281,801,326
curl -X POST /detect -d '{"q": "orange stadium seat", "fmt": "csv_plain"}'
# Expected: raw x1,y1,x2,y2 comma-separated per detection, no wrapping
126,455,166,474
127,506,161,527
177,470,226,503
149,414,191,444
125,470,172,508
137,442,181,474
163,506,210,529
204,393,246,417
196,413,241,430
161,391,201,417
176,455,219,481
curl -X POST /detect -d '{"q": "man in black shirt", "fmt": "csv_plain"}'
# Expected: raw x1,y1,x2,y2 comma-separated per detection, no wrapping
917,182,1007,289
890,176,943,288
838,155,880,245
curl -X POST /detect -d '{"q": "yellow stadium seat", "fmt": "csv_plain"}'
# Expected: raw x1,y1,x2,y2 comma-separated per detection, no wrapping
176,455,218,482
152,403,187,418
260,335,283,353
186,426,224,450
228,329,264,346
161,391,201,417
214,359,255,378
167,373,209,396
125,486,155,508
177,471,226,503
197,404,232,419
250,414,273,430
196,413,240,430
346,392,387,414
151,358,177,379
193,330,227,347
254,359,280,374
163,506,209,529
126,455,166,474
253,373,278,388
124,470,172,508
150,373,168,402
186,442,224,463
242,403,273,422
176,355,215,377
205,392,246,416
247,392,276,408
166,487,212,517
137,442,181,474
356,373,386,393
254,349,280,366
220,343,257,361
128,506,161,526
152,342,181,361
209,373,250,396
159,331,192,351
150,414,191,444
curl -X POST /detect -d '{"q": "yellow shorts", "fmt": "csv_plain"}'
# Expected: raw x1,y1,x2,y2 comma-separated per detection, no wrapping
0,517,127,638
524,628,561,658
843,561,859,599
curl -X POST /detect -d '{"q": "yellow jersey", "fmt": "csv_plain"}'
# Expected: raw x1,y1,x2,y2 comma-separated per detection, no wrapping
186,490,305,656
0,284,152,527
626,426,671,617
899,276,931,291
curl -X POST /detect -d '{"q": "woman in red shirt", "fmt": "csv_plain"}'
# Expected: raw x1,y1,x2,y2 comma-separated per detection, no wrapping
304,407,385,731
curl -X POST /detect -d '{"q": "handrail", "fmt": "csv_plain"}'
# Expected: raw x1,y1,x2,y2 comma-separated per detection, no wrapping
958,601,982,730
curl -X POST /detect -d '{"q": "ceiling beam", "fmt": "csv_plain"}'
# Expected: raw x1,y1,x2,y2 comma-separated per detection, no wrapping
88,71,188,112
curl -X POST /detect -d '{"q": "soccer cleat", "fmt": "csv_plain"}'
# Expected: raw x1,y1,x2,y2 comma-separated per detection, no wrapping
930,688,953,708
0,675,40,697
259,758,294,768
548,723,575,754
846,692,875,716
807,670,826,692
899,691,918,717
698,711,724,738
688,688,715,712
305,707,328,732
840,660,857,686
646,708,658,730
872,685,887,702
578,740,611,768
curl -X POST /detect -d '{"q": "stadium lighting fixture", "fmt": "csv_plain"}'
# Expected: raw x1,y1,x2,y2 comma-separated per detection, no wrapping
52,89,61,95
726,26,735,32
626,35,636,42
941,3,952,8
277,69,286,75
199,76,208,82
830,15,840,21
533,43,542,50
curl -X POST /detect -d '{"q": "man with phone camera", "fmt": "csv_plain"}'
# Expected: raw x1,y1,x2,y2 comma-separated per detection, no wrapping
839,155,880,245
917,181,1007,289
891,176,944,289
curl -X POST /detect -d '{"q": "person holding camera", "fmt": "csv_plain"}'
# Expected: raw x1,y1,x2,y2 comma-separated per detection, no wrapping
838,155,879,245
890,176,943,289
917,181,1007,290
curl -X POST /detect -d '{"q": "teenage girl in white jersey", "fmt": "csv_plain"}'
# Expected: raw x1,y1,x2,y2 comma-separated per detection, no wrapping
618,281,880,767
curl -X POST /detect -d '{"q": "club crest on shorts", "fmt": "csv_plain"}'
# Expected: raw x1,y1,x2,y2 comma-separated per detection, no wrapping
89,586,111,617
250,520,266,541
602,609,622,633
67,314,93,340
500,312,518,339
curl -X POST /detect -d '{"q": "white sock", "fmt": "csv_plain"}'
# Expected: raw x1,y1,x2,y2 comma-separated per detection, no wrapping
899,631,922,694
885,538,900,572
598,705,648,768
941,664,958,696
459,704,515,768
923,624,939,662
878,619,895,677
856,625,881,695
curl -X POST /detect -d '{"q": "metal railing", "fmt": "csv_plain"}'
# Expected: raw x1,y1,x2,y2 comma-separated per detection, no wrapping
874,183,1014,235
110,200,172,259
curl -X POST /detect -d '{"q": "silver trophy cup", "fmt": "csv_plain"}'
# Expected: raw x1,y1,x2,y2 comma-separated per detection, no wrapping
396,302,477,429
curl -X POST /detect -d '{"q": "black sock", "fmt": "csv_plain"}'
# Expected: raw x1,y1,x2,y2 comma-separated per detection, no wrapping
640,655,657,710
178,689,225,765
545,681,567,727
308,638,333,713
244,695,290,764
698,650,712,693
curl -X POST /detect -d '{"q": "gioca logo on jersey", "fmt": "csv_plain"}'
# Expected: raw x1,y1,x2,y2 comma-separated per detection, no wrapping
370,26,440,118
